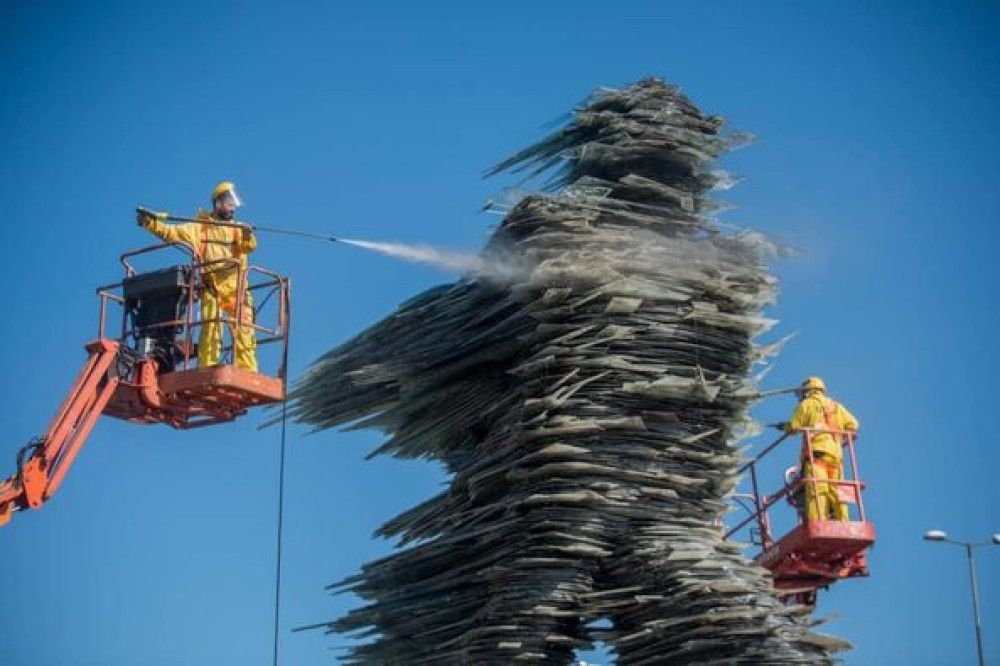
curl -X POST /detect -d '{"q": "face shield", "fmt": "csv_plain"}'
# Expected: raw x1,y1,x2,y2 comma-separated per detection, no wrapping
215,185,243,208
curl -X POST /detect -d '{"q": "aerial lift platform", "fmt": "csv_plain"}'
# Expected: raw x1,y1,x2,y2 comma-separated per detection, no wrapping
0,242,290,525
726,428,876,604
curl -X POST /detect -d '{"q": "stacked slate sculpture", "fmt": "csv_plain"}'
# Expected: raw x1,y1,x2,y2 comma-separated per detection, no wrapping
290,78,846,664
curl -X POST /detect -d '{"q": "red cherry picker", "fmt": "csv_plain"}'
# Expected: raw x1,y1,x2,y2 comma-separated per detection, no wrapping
0,239,290,526
726,426,876,604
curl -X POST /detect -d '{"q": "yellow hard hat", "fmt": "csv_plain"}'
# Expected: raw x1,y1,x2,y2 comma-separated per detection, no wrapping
800,376,826,393
211,181,242,206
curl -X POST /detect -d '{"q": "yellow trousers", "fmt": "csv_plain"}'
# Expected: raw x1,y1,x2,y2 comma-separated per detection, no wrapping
198,289,258,371
802,455,849,522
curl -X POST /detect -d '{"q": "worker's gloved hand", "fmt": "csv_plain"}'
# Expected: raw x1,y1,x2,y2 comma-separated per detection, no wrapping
136,208,168,227
240,224,253,242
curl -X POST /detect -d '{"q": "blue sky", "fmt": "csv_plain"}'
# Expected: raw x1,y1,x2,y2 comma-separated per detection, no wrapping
1,1,997,664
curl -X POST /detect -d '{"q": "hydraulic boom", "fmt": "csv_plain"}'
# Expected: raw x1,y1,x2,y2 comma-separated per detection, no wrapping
0,340,121,526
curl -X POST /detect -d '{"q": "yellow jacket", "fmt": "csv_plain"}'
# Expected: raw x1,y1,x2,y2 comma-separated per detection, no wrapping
784,391,859,461
142,210,257,301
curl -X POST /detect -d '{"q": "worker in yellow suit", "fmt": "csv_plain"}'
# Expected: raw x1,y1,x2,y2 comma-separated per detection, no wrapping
781,377,859,521
137,182,258,371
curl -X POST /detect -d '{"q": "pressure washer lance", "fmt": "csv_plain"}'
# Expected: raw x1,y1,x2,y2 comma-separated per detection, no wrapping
136,207,339,243
743,386,805,431
752,386,802,400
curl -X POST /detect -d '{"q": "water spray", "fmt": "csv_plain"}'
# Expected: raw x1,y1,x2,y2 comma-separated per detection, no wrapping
335,238,490,274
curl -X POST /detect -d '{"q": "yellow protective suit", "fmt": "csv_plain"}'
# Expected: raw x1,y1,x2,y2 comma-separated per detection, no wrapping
784,390,859,521
141,211,258,371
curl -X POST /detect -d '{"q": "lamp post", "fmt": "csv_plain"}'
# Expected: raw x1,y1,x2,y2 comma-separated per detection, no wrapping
923,529,1000,666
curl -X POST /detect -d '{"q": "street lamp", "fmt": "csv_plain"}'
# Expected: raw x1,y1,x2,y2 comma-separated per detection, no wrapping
923,529,999,666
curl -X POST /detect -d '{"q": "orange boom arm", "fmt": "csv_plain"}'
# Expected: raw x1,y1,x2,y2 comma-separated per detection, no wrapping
0,340,121,526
